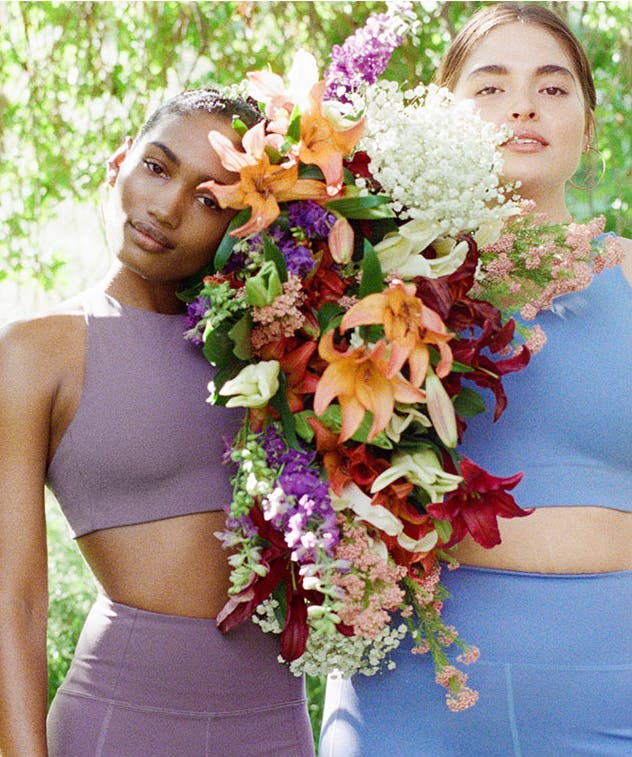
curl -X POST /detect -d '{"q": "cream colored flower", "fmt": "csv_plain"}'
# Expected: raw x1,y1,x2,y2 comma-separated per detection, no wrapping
331,483,439,554
216,360,280,408
375,219,468,280
370,447,462,503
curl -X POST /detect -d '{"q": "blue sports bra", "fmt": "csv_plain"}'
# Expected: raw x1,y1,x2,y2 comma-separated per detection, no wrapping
46,289,243,537
458,263,632,512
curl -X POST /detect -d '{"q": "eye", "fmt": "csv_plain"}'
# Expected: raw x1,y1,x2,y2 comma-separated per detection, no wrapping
197,194,220,210
476,85,502,96
144,159,166,176
541,86,568,96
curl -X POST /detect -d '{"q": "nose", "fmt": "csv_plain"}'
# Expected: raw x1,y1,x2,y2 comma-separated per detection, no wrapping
508,92,538,121
148,184,183,229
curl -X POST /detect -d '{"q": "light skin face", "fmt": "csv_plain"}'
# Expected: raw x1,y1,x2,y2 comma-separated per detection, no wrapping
105,109,240,310
451,22,589,223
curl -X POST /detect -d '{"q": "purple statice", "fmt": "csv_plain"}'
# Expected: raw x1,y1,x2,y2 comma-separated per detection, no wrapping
216,513,258,549
324,1,416,101
271,230,316,277
260,426,340,562
287,201,337,240
223,248,250,275
183,295,212,344
265,202,337,277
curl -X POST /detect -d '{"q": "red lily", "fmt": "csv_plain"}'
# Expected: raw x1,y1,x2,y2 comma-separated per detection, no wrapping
452,319,530,421
427,456,532,549
278,341,320,412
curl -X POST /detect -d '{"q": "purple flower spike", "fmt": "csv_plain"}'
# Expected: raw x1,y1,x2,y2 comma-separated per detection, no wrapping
324,1,417,101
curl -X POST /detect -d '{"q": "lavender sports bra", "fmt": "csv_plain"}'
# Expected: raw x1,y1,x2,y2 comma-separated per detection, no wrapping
46,289,242,537
459,264,632,511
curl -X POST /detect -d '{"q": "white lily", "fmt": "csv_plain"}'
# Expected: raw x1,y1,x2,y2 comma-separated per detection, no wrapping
386,404,431,443
397,530,438,553
331,482,402,536
425,367,458,448
370,447,462,503
287,50,319,110
332,483,439,555
375,218,468,279
216,360,280,408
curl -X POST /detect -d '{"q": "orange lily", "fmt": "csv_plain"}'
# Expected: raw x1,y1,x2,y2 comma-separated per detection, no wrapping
307,417,351,496
314,332,425,442
201,121,331,237
341,281,454,387
300,81,365,196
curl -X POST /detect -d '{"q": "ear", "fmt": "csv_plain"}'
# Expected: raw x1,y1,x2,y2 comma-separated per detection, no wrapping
106,136,134,186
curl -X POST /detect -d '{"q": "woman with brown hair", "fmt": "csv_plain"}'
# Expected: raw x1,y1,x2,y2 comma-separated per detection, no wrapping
319,5,632,756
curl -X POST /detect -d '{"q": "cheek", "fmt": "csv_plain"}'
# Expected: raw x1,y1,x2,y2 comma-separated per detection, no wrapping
186,212,235,264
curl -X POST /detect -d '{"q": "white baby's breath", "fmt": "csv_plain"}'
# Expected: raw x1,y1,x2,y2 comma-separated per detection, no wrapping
361,82,517,239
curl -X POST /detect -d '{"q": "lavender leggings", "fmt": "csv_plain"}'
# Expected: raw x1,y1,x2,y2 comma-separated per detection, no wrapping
47,594,315,757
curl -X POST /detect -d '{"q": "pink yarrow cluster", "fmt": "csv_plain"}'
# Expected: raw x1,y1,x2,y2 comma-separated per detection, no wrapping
475,204,625,352
332,519,407,639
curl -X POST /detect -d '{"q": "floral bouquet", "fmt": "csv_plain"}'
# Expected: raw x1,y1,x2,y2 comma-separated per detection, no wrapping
182,2,623,710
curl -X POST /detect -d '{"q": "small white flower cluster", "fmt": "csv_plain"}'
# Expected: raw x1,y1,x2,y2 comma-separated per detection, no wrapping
359,81,516,237
288,621,408,678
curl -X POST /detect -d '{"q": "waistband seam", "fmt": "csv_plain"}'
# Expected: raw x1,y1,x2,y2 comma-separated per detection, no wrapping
476,661,632,671
54,686,308,719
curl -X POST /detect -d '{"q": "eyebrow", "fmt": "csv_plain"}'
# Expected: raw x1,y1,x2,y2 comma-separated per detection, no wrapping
148,140,231,186
148,141,180,165
467,63,575,80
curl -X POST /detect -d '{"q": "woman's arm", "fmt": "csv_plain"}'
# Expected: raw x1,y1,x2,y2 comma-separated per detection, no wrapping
0,320,55,757
618,236,632,285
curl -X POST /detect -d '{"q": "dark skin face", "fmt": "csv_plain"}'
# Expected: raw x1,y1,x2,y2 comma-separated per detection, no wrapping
104,109,240,308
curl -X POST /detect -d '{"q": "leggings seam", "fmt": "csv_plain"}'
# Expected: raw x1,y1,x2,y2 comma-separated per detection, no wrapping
110,607,138,701
94,702,114,757
205,717,211,757
504,664,523,757
53,687,307,718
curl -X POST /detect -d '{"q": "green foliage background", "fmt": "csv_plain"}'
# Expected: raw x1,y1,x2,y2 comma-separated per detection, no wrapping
1,1,630,288
2,0,629,747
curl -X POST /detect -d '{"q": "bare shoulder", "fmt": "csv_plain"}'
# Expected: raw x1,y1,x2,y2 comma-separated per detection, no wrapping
0,301,87,420
1,303,84,377
617,236,632,286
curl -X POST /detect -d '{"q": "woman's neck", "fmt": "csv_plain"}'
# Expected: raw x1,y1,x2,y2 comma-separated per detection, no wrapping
519,185,573,224
103,262,187,314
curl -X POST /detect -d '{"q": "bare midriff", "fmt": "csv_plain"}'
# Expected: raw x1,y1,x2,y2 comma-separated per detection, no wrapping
453,505,632,574
77,511,233,619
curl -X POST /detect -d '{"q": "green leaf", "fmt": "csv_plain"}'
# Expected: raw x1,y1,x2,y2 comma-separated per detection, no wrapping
269,373,300,449
453,387,487,418
228,315,252,361
317,302,344,334
432,518,453,544
299,164,326,181
294,411,316,442
263,234,288,283
203,324,234,366
358,239,384,298
213,209,252,272
314,405,393,449
286,104,301,144
325,194,395,219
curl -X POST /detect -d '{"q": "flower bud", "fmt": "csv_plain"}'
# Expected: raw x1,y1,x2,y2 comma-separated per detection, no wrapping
245,260,283,306
329,217,354,264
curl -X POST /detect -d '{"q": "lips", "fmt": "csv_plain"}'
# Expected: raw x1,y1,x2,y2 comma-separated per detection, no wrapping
129,220,175,251
504,131,549,148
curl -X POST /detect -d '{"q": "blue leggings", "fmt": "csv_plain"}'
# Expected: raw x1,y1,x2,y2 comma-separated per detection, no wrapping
319,566,632,757
47,593,315,757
